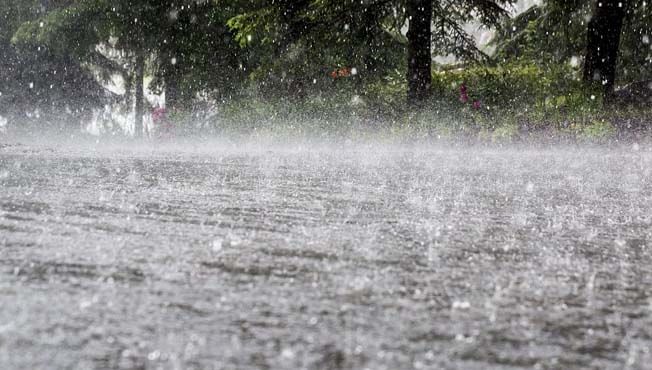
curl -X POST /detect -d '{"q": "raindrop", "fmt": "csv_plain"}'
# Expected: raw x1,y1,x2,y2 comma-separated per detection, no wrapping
452,300,471,309
570,56,580,67
147,350,161,361
281,348,295,359
211,238,223,252
526,182,534,192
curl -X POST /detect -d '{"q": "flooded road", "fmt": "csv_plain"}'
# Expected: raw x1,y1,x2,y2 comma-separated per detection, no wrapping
1,141,652,370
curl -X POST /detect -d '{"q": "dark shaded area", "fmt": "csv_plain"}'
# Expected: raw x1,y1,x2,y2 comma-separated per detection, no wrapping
583,0,628,100
407,0,433,105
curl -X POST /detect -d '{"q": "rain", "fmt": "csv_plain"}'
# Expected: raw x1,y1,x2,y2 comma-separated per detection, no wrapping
1,1,652,369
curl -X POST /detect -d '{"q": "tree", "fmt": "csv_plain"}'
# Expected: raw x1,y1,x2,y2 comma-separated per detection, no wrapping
617,2,652,85
490,0,590,64
151,1,245,109
583,0,628,100
10,0,152,135
12,0,247,135
0,0,105,130
492,0,650,102
226,0,405,100
229,0,513,105
406,0,432,104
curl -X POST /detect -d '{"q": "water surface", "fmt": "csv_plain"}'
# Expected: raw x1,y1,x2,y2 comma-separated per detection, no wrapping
1,141,652,369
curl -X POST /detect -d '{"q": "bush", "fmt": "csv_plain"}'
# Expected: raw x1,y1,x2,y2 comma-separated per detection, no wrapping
431,62,600,113
202,61,647,142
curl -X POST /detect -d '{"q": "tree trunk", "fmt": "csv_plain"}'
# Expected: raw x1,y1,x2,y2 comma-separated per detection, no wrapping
406,0,432,105
134,51,145,138
583,0,627,101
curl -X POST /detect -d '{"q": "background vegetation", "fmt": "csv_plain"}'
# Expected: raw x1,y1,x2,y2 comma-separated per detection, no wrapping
0,0,650,141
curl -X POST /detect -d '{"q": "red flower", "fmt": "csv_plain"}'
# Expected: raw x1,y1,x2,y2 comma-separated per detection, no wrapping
329,67,352,79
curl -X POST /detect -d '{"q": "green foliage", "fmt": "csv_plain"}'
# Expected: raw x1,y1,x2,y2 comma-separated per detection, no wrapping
431,62,595,111
491,2,590,64
619,2,652,82
227,0,516,98
226,0,406,99
0,0,649,141
11,1,105,57
148,2,246,101
0,0,105,127
206,61,612,139
8,0,248,111
491,0,652,84
579,119,616,139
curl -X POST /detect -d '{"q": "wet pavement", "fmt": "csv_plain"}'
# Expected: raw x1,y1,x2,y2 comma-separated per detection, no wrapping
1,141,652,369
